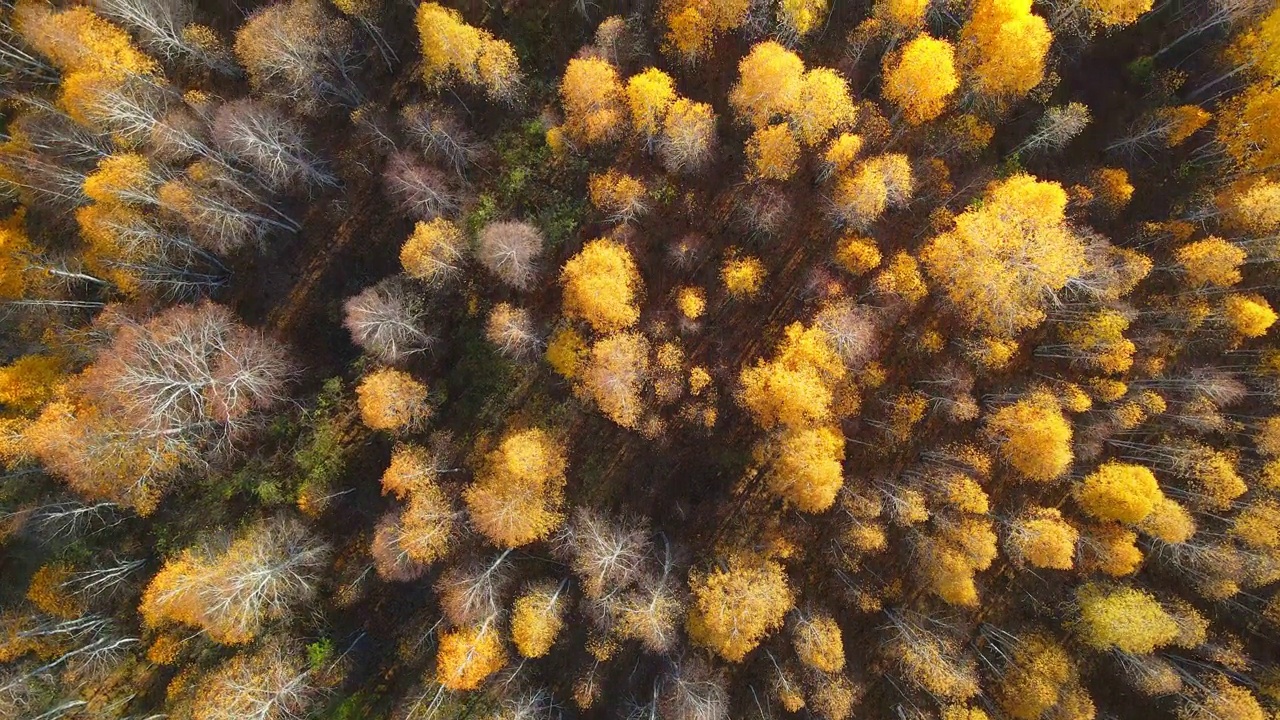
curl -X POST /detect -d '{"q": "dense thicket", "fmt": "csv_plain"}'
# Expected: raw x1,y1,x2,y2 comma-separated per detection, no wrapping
2,1,1280,719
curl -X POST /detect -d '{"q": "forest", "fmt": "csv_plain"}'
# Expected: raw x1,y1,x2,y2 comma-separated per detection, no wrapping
1,0,1279,718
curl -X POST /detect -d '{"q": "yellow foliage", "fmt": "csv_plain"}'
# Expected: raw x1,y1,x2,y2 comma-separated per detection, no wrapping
1219,176,1280,236
1082,0,1153,27
1179,676,1267,720
464,428,567,548
435,624,507,691
561,57,626,145
1217,83,1280,174
1223,293,1277,338
687,553,794,662
1176,237,1245,287
1233,500,1280,551
415,2,521,101
986,391,1073,482
381,445,437,500
578,332,650,429
728,42,805,128
872,251,927,306
1060,309,1136,374
1080,523,1143,576
721,254,766,297
778,0,828,38
0,355,63,413
959,0,1052,100
764,425,845,512
1163,105,1211,146
546,326,588,380
1075,462,1163,523
1091,167,1134,210
1074,583,1178,654
835,235,881,275
660,0,751,61
401,219,466,285
589,170,648,221
626,68,677,139
1227,3,1280,82
84,154,153,205
746,123,801,181
739,322,845,429
873,0,930,29
27,563,82,619
510,584,565,658
1008,507,1078,570
823,133,864,173
1139,497,1196,545
676,286,706,319
792,612,844,672
356,369,430,431
883,34,959,124
793,67,858,146
560,239,643,333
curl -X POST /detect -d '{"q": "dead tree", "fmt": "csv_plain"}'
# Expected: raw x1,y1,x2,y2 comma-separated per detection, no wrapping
399,103,480,177
233,0,363,113
342,278,437,364
212,100,336,192
476,221,543,290
381,152,457,220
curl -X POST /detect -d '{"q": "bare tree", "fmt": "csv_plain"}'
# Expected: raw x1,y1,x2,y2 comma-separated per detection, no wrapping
435,551,514,627
399,103,481,177
212,100,336,192
382,152,457,220
1011,103,1091,156
191,640,327,720
233,0,363,113
343,279,437,364
160,163,299,253
91,0,233,72
660,658,729,720
477,221,544,290
558,508,652,601
813,300,880,371
371,511,430,582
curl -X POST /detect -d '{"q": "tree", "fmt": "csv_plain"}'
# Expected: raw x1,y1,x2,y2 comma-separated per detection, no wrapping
355,368,430,432
882,611,980,701
415,2,522,102
728,42,805,128
883,34,959,125
1176,237,1246,287
1178,675,1267,720
920,174,1085,335
791,611,844,672
745,124,801,181
382,151,458,221
993,632,1085,720
1006,507,1078,569
464,428,568,548
140,516,330,644
0,355,64,414
958,0,1052,101
626,68,676,144
721,254,766,297
660,0,751,63
211,100,334,191
792,68,857,146
485,303,541,360
560,57,626,145
23,302,290,513
1222,293,1277,338
477,221,544,290
1107,105,1211,155
832,154,913,227
985,391,1073,482
93,0,233,72
560,238,643,334
191,640,325,720
1216,83,1280,174
658,98,718,173
401,218,467,287
762,425,845,512
510,580,568,658
578,332,651,430
687,553,793,662
399,103,481,177
1013,103,1092,155
1073,583,1178,654
233,0,360,113
1079,522,1143,576
343,279,436,364
589,170,650,223
739,322,845,429
1075,462,1163,523
435,624,507,691
659,658,730,720
560,508,651,600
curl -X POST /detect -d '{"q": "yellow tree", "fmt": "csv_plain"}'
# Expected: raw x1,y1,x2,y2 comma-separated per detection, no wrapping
626,68,677,143
401,218,467,286
1176,237,1245,288
721,254,766,298
746,123,801,181
561,57,626,145
660,0,752,62
792,68,857,146
658,98,719,173
1216,83,1280,174
687,553,794,662
577,332,650,430
436,624,507,691
463,428,568,548
762,425,846,512
415,2,521,102
728,42,805,128
739,322,846,429
883,34,959,125
356,369,430,432
510,580,567,658
1223,293,1277,338
1073,583,1178,654
791,611,845,672
985,391,1073,482
958,0,1052,101
560,238,643,333
778,0,829,41
588,170,649,223
1074,462,1163,523
994,633,1086,720
920,174,1085,335
1006,507,1078,569
833,154,913,228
